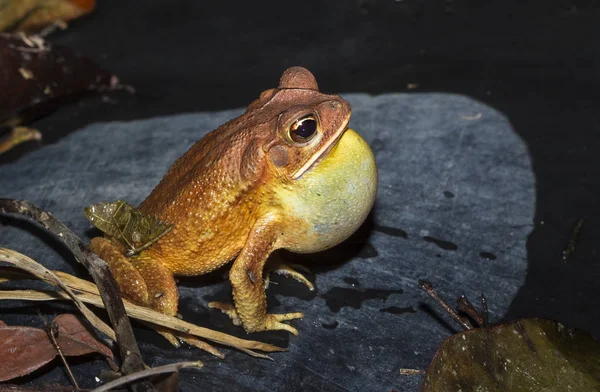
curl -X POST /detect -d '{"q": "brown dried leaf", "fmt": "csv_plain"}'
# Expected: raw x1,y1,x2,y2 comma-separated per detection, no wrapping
0,314,115,382
0,0,95,33
0,32,128,129
53,314,118,370
0,324,60,381
85,200,173,256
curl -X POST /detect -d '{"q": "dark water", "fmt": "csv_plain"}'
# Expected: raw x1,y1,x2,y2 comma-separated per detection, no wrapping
373,225,409,239
423,236,458,251
322,320,339,329
479,251,497,260
380,306,416,315
321,287,404,313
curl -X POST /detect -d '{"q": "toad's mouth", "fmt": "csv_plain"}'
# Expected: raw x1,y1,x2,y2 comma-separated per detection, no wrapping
292,124,349,180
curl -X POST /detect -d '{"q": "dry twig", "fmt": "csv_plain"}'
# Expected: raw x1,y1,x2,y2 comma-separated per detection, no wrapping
92,361,202,392
47,320,80,390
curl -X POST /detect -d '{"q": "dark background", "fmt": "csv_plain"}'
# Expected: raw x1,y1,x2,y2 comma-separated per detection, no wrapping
2,0,599,389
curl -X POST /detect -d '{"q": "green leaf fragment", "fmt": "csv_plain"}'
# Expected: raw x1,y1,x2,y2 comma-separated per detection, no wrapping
84,200,173,256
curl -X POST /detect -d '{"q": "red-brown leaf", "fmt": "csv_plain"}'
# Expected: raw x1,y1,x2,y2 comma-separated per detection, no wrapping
0,315,117,382
0,325,64,381
53,313,118,371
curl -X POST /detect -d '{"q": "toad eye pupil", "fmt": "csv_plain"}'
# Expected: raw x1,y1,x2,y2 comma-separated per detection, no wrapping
290,116,317,143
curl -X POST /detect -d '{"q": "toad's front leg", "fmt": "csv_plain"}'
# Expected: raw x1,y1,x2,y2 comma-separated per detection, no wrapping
209,214,303,335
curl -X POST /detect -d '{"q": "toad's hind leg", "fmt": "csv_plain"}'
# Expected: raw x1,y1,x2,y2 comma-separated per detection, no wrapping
89,237,150,307
209,214,303,335
131,255,178,316
90,237,222,354
89,237,179,316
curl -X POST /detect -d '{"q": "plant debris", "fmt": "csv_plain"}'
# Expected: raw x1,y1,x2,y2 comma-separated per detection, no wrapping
0,247,115,340
562,218,584,262
0,314,116,382
84,200,173,256
0,198,285,388
93,361,202,392
0,32,129,155
0,264,285,359
0,0,95,33
0,126,41,154
417,280,600,392
0,198,151,391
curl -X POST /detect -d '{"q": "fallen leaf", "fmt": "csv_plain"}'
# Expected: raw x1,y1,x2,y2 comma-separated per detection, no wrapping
0,32,129,154
0,199,148,388
85,200,173,256
420,318,600,392
0,0,95,33
0,32,125,122
53,314,118,370
418,281,600,392
0,314,116,382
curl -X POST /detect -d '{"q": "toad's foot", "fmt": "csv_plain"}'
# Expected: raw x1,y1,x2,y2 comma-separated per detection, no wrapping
207,302,242,326
267,262,314,291
157,328,224,358
208,301,303,335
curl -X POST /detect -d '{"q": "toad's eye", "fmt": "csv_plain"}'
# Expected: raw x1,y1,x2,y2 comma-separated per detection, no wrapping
289,115,317,143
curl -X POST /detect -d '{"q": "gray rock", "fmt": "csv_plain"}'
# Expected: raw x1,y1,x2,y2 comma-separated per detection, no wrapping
0,93,534,391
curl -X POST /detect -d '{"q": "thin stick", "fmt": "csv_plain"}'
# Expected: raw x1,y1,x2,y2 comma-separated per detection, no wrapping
562,218,584,262
418,280,473,331
456,295,484,327
91,361,203,392
0,385,84,391
399,368,425,375
481,293,489,327
48,320,80,390
0,199,151,391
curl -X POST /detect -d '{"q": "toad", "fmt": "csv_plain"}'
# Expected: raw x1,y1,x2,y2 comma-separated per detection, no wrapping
90,67,377,337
